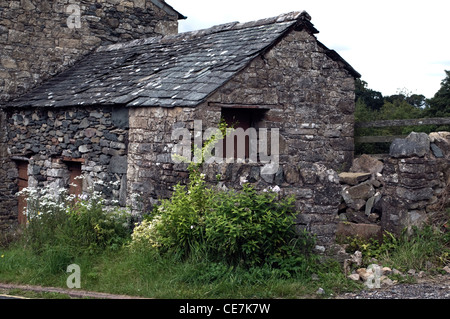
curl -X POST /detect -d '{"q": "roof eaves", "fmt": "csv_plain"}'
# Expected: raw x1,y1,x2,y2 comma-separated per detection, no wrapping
317,41,361,79
150,0,187,20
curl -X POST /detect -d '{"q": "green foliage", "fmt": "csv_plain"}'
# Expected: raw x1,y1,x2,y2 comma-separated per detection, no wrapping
354,74,450,155
343,231,399,264
18,183,133,257
62,197,132,253
355,79,384,111
138,168,314,271
426,70,450,118
205,183,313,268
342,225,450,271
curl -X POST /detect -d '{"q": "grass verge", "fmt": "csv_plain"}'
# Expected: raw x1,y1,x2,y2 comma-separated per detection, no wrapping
0,243,360,299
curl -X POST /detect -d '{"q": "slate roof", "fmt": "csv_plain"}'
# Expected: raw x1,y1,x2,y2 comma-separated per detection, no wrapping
5,11,359,109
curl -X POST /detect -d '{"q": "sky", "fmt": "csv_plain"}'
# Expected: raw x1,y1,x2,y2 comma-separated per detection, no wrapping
168,0,450,99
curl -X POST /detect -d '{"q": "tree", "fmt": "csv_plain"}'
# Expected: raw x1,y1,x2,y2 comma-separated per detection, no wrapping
384,93,427,109
426,70,450,117
355,79,384,111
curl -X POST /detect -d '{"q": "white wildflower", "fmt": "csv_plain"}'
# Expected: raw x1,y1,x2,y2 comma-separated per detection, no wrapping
272,185,281,193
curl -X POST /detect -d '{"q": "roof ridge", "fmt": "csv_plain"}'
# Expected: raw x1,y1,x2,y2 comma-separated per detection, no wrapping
96,11,308,53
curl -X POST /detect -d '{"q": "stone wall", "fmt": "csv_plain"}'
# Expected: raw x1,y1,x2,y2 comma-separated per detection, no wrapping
337,132,450,240
3,106,130,224
0,110,18,233
0,0,180,101
127,29,357,244
127,106,195,210
0,0,180,235
381,132,450,234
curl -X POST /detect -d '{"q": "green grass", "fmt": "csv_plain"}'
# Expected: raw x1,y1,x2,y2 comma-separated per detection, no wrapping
0,243,360,299
1,214,447,299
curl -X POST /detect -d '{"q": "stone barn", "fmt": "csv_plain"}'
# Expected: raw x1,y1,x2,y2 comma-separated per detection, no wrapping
1,8,360,245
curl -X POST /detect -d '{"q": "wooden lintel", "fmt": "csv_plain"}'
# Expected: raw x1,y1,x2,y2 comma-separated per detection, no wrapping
208,103,275,110
62,156,85,163
10,156,30,162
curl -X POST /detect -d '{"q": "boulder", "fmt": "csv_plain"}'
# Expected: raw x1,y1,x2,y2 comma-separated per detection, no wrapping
390,132,430,158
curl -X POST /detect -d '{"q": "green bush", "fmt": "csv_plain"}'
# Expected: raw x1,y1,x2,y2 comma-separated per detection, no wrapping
132,167,315,271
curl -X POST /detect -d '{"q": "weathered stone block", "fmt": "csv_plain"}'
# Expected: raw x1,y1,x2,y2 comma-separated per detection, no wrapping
109,155,128,174
390,132,430,158
338,172,371,185
336,222,382,241
350,154,384,175
343,182,375,202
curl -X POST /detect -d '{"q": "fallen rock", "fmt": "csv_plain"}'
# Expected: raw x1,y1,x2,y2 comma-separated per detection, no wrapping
345,182,375,201
350,154,384,175
382,267,392,275
338,172,371,185
392,268,403,276
365,192,382,216
357,268,371,281
390,132,430,158
429,131,450,156
443,265,450,274
380,276,396,286
348,273,360,281
343,250,362,274
316,287,325,295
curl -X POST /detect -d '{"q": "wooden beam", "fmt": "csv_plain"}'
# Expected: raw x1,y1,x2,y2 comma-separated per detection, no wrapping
208,102,275,109
62,156,85,163
355,135,407,144
355,117,450,128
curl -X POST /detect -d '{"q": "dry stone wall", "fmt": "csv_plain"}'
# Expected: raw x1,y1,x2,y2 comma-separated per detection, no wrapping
337,132,450,239
3,106,130,227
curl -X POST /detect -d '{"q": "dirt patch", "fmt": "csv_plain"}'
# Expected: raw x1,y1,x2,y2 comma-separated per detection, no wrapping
0,282,149,299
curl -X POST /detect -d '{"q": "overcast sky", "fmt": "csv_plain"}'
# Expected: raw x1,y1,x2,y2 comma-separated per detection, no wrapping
169,0,450,99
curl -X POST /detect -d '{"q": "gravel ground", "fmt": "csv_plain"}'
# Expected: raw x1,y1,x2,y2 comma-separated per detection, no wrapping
337,274,450,299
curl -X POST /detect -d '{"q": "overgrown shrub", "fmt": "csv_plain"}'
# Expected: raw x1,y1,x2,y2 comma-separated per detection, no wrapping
131,167,315,271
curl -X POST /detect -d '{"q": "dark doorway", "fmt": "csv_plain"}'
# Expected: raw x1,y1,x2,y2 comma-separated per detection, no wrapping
16,161,28,225
66,161,83,197
221,108,266,160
